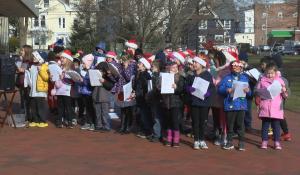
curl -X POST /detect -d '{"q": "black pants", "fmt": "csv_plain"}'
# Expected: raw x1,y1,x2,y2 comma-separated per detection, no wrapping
191,106,209,141
82,95,96,125
30,97,47,123
20,88,31,121
280,118,289,134
57,96,75,124
226,111,245,142
72,97,85,121
165,107,181,131
120,106,133,132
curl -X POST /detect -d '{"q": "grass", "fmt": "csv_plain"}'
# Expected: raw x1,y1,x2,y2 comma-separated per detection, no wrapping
248,55,300,112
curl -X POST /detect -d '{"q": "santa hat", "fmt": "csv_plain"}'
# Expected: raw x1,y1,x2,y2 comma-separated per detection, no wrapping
82,54,94,69
61,50,73,62
193,56,207,67
230,60,244,68
172,51,186,64
139,57,151,69
32,51,46,63
125,39,138,49
106,51,117,59
183,49,195,57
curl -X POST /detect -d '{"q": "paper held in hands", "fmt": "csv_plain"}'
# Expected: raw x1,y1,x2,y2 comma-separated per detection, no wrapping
88,70,102,86
245,68,261,81
160,73,175,94
256,80,282,99
232,80,249,100
65,70,82,82
191,77,210,100
24,70,31,88
123,81,133,101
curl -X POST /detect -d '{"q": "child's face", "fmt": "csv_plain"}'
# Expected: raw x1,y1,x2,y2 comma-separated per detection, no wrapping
137,62,145,71
60,57,67,65
232,65,242,73
266,69,276,79
106,57,113,63
74,62,80,69
169,64,178,74
260,62,267,71
193,62,202,71
20,48,25,58
151,65,159,72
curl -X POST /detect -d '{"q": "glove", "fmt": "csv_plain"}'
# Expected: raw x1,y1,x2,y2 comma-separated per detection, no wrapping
186,86,196,93
204,90,211,98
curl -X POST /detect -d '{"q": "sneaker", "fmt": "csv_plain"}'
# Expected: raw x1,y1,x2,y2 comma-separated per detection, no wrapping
88,124,95,131
222,142,234,150
165,141,172,147
214,138,221,146
67,122,75,129
281,133,292,141
261,141,268,149
136,132,147,139
274,141,282,150
238,142,245,151
199,141,208,149
193,141,200,150
29,122,38,127
80,123,90,130
37,123,48,128
173,143,180,148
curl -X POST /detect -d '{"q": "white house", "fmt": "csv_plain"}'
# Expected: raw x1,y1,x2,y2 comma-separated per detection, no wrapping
27,0,79,50
235,8,255,46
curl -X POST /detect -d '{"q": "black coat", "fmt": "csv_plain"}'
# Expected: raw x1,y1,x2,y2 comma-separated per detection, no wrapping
133,70,152,106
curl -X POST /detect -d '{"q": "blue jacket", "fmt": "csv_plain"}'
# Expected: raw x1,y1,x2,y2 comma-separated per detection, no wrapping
78,72,93,96
218,72,251,111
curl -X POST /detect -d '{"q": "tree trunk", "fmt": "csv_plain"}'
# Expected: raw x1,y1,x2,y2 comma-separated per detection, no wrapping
19,17,28,48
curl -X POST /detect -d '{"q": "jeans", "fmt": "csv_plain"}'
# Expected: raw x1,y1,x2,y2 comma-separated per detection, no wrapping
191,106,209,141
226,111,245,142
261,118,281,141
244,98,253,128
57,96,75,124
151,104,162,138
30,97,47,123
82,95,96,125
139,104,153,135
94,102,111,129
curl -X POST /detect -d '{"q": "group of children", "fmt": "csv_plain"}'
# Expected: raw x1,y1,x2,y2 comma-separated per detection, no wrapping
15,40,292,151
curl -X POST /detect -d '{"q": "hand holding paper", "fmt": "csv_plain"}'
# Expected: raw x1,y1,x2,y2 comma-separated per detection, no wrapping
160,73,175,94
191,77,210,100
232,81,249,100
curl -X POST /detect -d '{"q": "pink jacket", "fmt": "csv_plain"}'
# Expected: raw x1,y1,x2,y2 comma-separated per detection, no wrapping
256,74,287,119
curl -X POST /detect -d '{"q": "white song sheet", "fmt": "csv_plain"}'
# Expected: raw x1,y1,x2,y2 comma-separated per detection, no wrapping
246,68,261,81
65,70,82,82
24,70,31,88
88,69,102,86
256,80,282,99
48,64,62,82
191,77,210,100
232,80,249,100
123,81,133,101
160,73,175,94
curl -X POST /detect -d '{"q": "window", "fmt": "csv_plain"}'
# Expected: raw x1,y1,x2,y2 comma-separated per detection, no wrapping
59,17,66,28
33,18,39,27
215,35,224,42
34,37,39,45
198,35,206,43
262,24,266,30
44,0,49,8
40,34,46,45
199,20,207,29
262,13,267,18
224,20,231,29
40,15,46,27
248,17,251,22
278,12,283,18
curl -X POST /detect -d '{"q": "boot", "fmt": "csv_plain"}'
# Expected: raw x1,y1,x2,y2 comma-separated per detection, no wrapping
165,129,172,146
173,130,180,147
124,113,132,134
118,114,126,133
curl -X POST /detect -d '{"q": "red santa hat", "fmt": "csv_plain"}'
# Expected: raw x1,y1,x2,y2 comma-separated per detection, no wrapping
183,49,195,57
106,51,117,59
139,57,151,69
172,51,186,64
125,39,138,49
193,56,207,67
61,50,73,62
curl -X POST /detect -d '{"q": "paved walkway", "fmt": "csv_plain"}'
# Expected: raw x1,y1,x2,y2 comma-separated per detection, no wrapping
0,99,299,175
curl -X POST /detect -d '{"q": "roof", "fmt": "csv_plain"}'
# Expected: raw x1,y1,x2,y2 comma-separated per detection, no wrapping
0,0,38,17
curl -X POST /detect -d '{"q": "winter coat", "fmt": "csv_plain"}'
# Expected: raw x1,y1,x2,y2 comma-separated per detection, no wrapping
54,71,74,97
218,72,251,111
29,64,47,98
186,70,215,107
161,73,185,109
255,74,287,119
132,70,152,106
145,72,162,105
78,71,93,96
92,74,116,103
36,63,49,92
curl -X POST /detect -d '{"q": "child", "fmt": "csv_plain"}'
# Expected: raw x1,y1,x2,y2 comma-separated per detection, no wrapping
54,50,77,128
186,57,215,149
28,51,49,127
161,61,184,147
132,57,152,138
255,63,288,150
78,54,96,131
218,60,251,151
93,61,118,132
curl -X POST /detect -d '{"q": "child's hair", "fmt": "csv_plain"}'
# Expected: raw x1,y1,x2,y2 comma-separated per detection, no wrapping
22,45,33,62
260,56,271,65
152,60,161,71
48,51,56,61
265,62,278,72
62,59,74,71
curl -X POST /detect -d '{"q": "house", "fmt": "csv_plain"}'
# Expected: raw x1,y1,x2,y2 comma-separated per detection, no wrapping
182,0,238,50
235,8,255,46
26,0,79,50
254,1,300,46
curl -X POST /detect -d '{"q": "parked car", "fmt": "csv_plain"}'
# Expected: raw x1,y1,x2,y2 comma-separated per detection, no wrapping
256,45,271,55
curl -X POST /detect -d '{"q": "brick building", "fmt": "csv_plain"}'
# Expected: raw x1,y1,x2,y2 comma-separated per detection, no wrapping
254,1,299,46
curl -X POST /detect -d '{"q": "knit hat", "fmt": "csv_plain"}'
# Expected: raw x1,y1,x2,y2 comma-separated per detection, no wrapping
61,50,73,62
82,54,94,69
193,56,207,67
95,41,106,52
32,51,46,63
106,51,117,59
125,39,138,49
172,51,186,64
139,57,151,69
